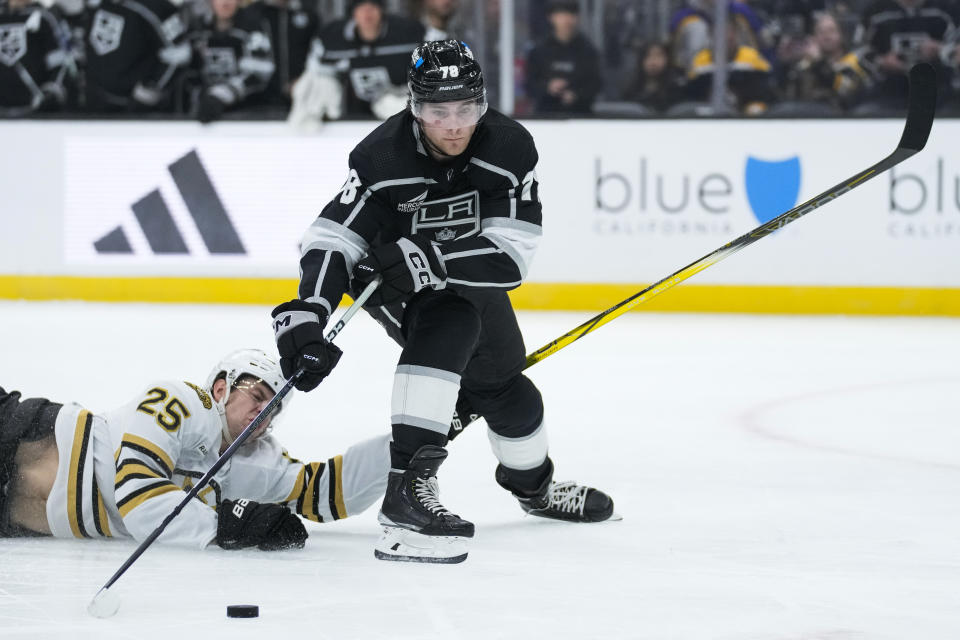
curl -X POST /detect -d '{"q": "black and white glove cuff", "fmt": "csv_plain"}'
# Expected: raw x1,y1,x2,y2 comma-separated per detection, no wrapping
397,237,447,292
273,309,322,340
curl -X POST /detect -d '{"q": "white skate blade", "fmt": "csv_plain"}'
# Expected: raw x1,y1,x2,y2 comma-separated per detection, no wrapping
374,526,469,564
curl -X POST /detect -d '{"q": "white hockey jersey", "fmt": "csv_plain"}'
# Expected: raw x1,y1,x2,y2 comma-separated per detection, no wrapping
44,380,389,549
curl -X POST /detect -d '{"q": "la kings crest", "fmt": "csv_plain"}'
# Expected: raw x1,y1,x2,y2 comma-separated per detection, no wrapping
349,66,391,101
410,190,480,243
0,24,26,66
202,47,238,81
90,9,125,56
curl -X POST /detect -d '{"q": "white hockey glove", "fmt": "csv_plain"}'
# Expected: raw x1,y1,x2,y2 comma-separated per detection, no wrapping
371,86,409,120
287,69,343,133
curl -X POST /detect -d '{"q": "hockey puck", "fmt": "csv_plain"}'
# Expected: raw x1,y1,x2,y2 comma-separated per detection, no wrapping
226,605,259,618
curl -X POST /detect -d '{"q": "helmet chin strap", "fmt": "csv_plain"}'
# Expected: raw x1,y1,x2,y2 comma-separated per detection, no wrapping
213,388,234,446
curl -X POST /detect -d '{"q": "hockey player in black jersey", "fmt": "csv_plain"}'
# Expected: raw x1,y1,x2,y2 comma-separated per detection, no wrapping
272,39,615,564
0,0,71,115
189,0,274,122
243,0,320,106
83,0,190,111
302,0,424,118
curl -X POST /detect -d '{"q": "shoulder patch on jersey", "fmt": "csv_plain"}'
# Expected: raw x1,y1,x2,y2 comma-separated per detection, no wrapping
185,382,213,410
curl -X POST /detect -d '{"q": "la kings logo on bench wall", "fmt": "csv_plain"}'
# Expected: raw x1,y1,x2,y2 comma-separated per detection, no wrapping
411,190,480,243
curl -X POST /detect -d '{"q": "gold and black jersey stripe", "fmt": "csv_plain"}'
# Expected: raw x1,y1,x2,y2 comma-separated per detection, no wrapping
285,455,348,522
115,433,174,477
113,433,179,518
327,455,346,521
64,410,111,538
115,480,181,518
116,459,166,488
289,461,325,522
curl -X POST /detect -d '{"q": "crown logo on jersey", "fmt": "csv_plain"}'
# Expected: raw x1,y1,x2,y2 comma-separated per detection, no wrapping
435,228,457,241
397,189,429,213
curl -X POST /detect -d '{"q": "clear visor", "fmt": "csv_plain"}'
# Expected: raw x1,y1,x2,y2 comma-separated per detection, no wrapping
412,96,488,130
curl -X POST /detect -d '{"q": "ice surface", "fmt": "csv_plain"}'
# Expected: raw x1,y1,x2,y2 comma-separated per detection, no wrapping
1,301,959,639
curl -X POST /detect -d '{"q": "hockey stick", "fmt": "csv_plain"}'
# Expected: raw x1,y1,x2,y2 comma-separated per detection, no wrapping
522,63,936,368
450,63,937,434
87,278,381,618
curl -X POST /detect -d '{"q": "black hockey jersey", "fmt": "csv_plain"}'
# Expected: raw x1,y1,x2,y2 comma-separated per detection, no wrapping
297,109,542,317
191,14,273,106
243,0,319,105
0,1,70,114
308,14,424,117
83,0,189,109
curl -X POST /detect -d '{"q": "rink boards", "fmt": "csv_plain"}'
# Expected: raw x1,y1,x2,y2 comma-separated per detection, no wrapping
1,118,958,314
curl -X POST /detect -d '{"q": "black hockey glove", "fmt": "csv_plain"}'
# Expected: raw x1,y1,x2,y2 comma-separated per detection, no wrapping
271,299,343,392
216,499,307,551
353,235,447,306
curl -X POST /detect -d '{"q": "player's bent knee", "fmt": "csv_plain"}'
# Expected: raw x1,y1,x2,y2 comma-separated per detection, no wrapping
468,374,544,440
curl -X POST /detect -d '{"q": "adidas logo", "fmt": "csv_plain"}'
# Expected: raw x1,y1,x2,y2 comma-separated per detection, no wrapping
93,149,246,255
396,189,429,213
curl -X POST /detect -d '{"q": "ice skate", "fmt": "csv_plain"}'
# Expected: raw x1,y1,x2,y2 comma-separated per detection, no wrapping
496,463,619,523
374,445,474,564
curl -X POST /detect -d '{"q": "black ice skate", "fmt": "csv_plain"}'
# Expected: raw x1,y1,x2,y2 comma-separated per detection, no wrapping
374,445,474,564
496,463,618,523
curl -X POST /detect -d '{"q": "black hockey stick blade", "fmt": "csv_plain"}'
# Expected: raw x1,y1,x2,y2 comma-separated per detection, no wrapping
897,63,937,152
520,62,938,368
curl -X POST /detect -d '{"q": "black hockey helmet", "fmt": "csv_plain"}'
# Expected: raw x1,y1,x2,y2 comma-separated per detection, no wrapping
408,39,487,128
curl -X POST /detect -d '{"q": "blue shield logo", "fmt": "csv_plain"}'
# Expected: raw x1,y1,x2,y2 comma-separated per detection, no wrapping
745,157,801,224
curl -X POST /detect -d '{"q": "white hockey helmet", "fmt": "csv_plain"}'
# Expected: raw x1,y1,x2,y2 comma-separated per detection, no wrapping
205,348,289,441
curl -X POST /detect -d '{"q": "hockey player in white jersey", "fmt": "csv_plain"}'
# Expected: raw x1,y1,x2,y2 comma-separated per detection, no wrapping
0,349,389,550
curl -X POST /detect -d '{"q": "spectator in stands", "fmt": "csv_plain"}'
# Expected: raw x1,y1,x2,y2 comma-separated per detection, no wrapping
243,0,319,108
684,20,776,114
623,41,682,113
778,11,868,113
944,24,960,112
410,0,460,40
668,0,769,75
857,0,956,114
0,0,72,116
288,0,423,129
525,0,602,115
189,0,274,122
83,0,191,112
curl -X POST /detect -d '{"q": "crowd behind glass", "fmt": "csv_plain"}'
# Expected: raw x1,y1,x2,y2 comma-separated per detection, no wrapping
1,0,958,121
